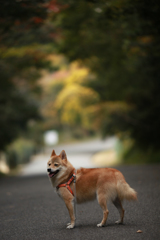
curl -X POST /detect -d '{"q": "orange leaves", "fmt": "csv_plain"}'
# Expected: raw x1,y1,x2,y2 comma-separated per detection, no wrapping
43,0,68,13
32,17,43,24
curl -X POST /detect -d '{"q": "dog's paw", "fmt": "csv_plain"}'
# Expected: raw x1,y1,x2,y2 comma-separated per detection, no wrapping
66,223,75,229
97,223,104,227
115,220,123,224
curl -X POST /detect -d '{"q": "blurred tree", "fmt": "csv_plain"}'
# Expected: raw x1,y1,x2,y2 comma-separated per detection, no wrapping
41,62,99,136
0,71,40,150
53,0,160,149
0,0,60,150
1,0,160,152
55,65,99,128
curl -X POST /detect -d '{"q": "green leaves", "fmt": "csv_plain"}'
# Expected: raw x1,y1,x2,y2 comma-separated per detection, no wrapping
0,1,55,150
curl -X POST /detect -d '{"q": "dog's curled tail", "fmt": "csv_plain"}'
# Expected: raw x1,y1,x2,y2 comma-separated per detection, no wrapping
117,180,137,201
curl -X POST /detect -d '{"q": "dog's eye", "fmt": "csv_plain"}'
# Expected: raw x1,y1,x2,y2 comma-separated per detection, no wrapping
48,163,51,166
54,163,58,167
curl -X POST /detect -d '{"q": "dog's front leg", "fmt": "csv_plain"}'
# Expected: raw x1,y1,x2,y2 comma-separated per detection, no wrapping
64,198,75,229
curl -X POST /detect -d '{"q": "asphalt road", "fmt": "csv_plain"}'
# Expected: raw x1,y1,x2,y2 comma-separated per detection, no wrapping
0,164,160,240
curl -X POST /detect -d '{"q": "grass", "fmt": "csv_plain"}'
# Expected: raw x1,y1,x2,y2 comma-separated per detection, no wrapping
0,171,7,178
121,139,160,164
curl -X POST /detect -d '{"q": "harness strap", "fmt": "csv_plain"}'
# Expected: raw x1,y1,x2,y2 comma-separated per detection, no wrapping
56,174,75,196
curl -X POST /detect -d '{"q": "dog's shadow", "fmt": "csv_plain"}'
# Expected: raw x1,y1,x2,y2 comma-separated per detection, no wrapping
59,221,138,231
62,219,139,231
75,222,126,229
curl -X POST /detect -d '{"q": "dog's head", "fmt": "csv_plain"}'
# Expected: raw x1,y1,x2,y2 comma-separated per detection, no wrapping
47,149,69,181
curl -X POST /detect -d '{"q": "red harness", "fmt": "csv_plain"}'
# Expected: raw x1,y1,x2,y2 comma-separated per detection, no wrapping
56,174,75,196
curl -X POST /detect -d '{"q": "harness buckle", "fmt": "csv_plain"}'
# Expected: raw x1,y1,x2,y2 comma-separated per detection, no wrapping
73,173,76,183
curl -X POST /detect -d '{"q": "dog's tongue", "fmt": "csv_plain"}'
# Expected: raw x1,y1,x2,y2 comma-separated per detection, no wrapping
49,172,55,178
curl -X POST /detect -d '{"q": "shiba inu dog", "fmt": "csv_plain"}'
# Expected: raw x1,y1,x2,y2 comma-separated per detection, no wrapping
47,149,137,229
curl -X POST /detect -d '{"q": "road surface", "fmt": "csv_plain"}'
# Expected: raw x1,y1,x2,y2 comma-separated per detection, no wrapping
0,164,160,240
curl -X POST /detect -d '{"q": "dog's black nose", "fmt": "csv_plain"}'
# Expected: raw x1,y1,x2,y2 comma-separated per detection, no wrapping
47,168,51,173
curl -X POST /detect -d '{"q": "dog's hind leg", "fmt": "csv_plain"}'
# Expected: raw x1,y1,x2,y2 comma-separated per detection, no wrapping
97,193,109,227
112,196,124,224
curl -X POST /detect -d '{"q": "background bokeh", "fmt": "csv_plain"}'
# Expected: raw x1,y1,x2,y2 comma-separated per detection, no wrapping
0,0,160,174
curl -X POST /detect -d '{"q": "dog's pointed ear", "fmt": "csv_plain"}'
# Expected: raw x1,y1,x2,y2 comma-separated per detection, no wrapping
51,149,56,157
60,150,67,160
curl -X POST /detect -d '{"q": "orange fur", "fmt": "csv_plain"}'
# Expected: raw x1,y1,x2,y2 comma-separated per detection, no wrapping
47,150,137,229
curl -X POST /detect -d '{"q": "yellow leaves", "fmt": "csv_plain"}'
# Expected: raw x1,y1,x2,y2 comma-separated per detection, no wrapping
66,68,89,86
56,84,99,108
40,60,101,129
40,55,133,132
60,98,82,124
52,64,99,126
41,57,132,131
55,84,99,125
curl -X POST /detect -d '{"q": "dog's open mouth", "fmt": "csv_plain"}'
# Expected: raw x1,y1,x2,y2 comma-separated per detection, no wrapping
49,169,60,178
